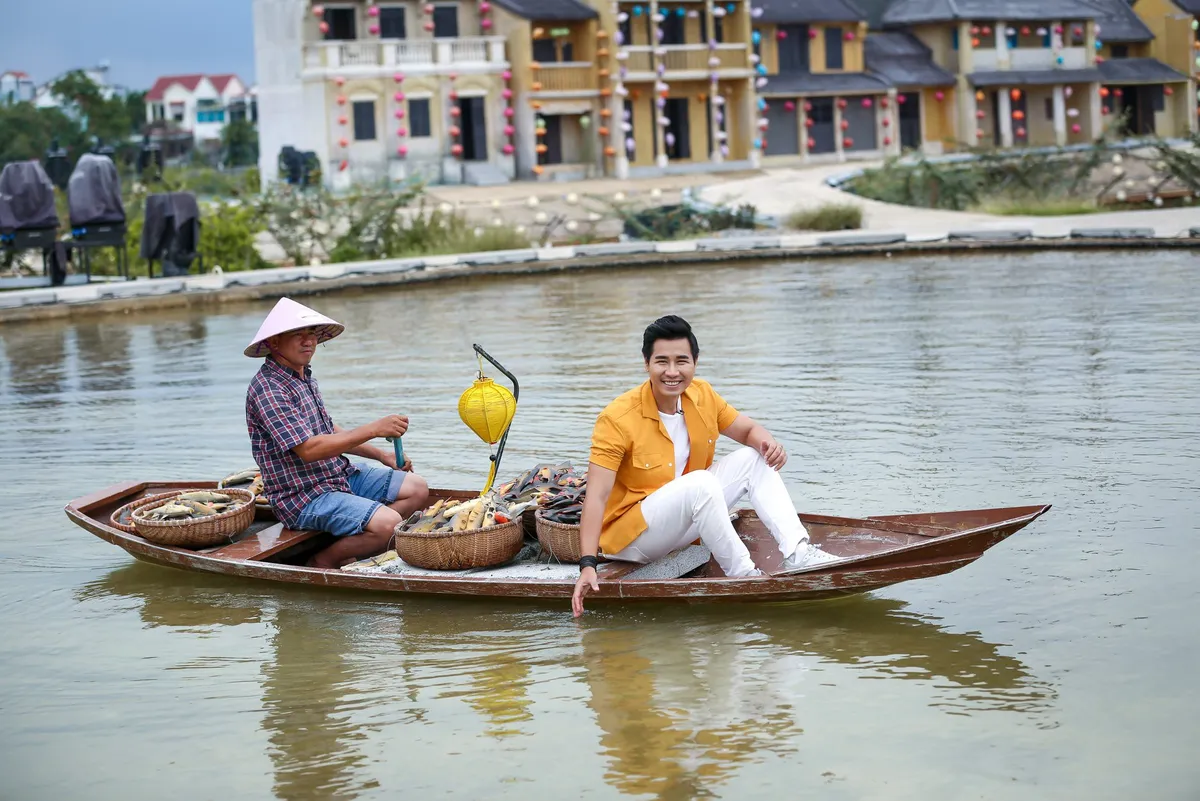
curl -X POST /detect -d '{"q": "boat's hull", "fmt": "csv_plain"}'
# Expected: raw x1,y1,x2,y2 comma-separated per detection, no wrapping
67,482,1050,603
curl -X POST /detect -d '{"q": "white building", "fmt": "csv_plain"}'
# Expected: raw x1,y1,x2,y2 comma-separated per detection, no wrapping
34,63,116,110
0,71,36,105
145,73,255,143
253,0,515,189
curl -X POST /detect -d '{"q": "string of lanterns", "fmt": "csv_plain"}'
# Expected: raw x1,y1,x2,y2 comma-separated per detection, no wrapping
448,75,463,159
530,28,548,175
612,4,633,159
393,73,408,158
334,74,349,171
596,23,616,164
479,0,493,32
500,69,515,159
421,2,434,32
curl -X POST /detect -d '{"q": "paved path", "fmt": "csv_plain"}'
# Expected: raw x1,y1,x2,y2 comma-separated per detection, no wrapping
698,162,1200,238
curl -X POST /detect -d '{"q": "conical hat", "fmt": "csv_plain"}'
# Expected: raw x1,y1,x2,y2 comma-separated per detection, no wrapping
244,297,344,358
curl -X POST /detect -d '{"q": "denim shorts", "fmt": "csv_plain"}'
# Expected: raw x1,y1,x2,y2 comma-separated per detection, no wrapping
294,464,407,538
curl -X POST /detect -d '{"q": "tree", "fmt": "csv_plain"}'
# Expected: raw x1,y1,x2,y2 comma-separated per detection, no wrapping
0,103,87,168
124,90,147,135
222,119,259,167
51,70,134,146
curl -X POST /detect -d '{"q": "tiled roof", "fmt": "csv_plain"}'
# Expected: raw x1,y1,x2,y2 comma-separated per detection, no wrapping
852,0,895,28
865,31,956,86
1171,0,1200,13
762,70,892,94
145,74,205,101
490,0,597,20
883,0,1101,25
209,74,244,94
756,0,867,23
1098,57,1189,82
1078,0,1153,42
970,67,1104,85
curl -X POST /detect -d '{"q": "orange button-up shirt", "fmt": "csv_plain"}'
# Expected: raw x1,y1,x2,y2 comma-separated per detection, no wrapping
589,378,740,554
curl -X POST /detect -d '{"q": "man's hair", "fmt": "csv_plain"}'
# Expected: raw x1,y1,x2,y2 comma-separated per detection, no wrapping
642,315,700,361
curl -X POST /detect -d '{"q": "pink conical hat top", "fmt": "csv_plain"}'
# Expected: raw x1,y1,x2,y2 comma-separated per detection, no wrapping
244,297,345,358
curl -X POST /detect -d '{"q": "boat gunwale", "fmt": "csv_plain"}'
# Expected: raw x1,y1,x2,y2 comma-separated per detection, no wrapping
66,481,1050,601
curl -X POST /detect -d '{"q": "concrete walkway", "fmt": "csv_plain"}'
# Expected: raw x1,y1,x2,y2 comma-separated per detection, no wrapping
698,162,1200,238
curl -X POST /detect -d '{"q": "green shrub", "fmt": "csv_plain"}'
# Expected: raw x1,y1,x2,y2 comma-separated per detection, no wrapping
786,202,863,231
201,201,269,271
976,196,1099,216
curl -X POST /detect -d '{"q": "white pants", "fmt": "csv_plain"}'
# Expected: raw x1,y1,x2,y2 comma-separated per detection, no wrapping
609,447,809,577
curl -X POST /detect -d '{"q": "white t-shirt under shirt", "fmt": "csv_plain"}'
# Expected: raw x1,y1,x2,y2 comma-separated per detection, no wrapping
659,408,690,479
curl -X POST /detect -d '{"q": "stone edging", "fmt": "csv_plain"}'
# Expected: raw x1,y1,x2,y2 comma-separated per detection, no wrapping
3,227,1199,325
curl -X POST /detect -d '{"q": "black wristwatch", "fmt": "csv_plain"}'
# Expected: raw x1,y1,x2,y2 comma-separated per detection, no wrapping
579,555,599,572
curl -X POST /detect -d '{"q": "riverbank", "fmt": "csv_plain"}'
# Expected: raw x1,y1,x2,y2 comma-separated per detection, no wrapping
3,228,1198,324
3,161,1198,325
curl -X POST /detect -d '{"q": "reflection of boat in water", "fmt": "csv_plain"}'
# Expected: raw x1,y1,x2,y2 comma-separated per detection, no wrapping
68,481,1052,604
576,597,1057,800
81,567,1054,776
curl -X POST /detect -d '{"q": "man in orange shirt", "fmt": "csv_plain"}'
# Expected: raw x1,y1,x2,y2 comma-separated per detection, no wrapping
572,315,839,616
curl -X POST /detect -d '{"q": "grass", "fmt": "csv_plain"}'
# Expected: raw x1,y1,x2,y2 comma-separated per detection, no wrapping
975,196,1101,216
785,202,863,231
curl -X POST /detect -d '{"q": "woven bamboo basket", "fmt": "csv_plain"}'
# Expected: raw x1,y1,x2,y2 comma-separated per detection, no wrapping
392,518,523,570
131,488,256,548
535,510,583,563
109,490,188,534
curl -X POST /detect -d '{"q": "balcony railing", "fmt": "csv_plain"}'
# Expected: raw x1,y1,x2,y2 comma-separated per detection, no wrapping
623,44,750,76
304,38,507,71
535,62,597,93
972,46,1088,72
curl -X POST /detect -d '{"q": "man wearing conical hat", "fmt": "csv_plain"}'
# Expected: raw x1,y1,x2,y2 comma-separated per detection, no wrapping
244,297,430,568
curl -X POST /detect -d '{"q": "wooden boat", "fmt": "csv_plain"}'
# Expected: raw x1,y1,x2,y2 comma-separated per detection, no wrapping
66,481,1051,604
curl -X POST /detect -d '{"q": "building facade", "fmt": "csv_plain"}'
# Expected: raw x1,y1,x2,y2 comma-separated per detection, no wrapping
145,74,255,144
0,71,36,105
253,0,1200,188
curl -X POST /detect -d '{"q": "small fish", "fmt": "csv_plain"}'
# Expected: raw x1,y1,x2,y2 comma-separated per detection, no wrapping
178,491,232,504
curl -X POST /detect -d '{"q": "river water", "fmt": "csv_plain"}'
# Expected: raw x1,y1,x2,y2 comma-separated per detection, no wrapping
1,250,1197,800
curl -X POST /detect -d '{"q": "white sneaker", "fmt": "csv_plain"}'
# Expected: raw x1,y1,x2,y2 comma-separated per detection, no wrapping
778,542,841,574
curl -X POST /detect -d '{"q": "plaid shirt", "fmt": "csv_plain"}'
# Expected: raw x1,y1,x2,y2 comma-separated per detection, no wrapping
245,357,357,527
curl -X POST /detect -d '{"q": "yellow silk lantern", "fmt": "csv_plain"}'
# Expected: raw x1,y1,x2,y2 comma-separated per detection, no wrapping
459,345,519,493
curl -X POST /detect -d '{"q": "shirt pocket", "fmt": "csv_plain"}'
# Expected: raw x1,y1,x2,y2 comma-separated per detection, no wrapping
628,450,666,490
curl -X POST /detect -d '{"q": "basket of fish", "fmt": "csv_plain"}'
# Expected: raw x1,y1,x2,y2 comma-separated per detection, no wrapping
130,488,256,548
217,468,275,521
391,495,529,570
497,463,587,539
110,490,196,534
534,502,585,564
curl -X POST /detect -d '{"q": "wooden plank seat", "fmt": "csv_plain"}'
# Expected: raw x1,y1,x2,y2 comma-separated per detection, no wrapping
207,524,322,561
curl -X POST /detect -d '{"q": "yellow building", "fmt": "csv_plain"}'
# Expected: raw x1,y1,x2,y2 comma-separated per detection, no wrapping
491,0,604,180
877,0,1195,150
593,0,760,177
1131,0,1200,131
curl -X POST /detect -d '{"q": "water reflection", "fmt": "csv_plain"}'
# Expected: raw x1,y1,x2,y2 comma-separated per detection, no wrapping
577,599,1055,799
74,322,134,396
79,567,1055,801
262,606,371,801
150,318,212,389
0,325,68,405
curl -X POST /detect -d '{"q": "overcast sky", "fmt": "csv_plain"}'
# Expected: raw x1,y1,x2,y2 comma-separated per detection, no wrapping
0,0,255,92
